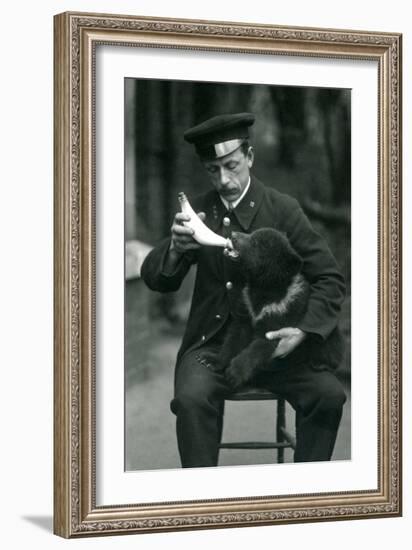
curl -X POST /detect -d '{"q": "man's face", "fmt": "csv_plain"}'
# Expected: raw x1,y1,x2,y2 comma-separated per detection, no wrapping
202,146,254,203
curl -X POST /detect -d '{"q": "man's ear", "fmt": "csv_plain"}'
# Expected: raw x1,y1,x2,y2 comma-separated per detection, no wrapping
247,146,254,168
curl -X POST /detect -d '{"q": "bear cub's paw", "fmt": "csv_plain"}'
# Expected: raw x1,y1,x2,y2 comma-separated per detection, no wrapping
225,353,254,389
225,338,277,389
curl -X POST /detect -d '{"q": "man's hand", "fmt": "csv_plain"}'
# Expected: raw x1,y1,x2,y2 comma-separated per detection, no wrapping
265,327,306,359
163,211,206,274
169,211,206,255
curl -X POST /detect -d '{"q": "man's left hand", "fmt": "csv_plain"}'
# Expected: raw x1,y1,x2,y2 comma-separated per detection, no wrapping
265,327,306,359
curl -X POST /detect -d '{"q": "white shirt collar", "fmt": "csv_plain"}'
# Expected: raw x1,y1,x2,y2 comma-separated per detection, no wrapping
219,177,251,211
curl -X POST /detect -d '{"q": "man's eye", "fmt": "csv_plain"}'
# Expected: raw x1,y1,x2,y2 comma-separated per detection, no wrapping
207,166,218,174
226,163,237,170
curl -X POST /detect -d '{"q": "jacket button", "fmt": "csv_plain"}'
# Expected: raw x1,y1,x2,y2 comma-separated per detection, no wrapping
223,216,231,227
226,281,233,290
201,335,206,342
215,314,222,319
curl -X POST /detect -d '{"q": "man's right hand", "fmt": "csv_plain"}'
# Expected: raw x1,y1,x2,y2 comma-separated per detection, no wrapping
169,211,206,255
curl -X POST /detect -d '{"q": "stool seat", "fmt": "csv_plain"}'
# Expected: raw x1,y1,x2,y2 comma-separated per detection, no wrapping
224,386,282,401
219,385,296,463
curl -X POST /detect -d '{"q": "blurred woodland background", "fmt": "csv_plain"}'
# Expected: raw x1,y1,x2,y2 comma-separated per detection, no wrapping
124,78,351,470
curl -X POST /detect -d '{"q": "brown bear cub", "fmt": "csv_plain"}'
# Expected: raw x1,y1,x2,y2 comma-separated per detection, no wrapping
202,227,344,389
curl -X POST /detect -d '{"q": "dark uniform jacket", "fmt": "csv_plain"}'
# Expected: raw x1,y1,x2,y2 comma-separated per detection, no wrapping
141,176,346,366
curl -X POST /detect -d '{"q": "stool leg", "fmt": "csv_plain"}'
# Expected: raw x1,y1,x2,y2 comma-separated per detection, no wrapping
276,399,286,463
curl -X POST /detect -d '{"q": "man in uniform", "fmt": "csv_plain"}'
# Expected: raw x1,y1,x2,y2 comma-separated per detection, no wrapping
141,112,347,468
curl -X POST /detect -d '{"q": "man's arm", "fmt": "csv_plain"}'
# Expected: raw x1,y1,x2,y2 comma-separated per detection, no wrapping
140,210,206,292
285,203,346,340
266,200,346,358
140,238,193,292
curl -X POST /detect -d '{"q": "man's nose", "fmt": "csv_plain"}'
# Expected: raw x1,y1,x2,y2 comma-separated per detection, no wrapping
218,167,230,185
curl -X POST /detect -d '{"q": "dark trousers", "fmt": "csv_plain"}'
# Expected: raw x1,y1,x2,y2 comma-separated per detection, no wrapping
170,348,347,468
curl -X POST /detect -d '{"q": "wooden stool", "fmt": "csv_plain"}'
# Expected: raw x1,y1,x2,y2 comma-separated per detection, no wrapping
219,387,296,463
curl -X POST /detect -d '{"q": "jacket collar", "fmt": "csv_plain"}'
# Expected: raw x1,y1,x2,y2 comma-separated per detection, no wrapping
206,175,265,232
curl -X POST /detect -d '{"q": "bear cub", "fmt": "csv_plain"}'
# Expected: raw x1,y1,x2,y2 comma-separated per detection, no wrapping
204,227,344,389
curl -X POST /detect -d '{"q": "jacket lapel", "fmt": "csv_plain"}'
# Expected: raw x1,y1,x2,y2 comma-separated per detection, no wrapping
231,176,265,231
204,193,227,233
203,175,266,233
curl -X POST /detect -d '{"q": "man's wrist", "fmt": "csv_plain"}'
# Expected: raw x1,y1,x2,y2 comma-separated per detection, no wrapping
169,239,186,257
163,242,183,274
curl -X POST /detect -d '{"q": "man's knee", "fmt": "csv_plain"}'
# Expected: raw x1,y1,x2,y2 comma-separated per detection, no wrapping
170,383,221,416
171,388,205,412
316,376,347,412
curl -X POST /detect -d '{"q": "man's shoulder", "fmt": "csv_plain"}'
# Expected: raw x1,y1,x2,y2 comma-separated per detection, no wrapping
254,176,301,211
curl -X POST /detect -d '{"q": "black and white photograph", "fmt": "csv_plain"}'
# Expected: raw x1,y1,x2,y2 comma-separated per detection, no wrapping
124,78,351,471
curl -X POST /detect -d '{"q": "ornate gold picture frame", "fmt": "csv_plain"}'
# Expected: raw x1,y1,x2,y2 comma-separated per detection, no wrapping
53,11,402,538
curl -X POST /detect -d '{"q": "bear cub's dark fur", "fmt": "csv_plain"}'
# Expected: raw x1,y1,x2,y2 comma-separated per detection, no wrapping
204,227,344,389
